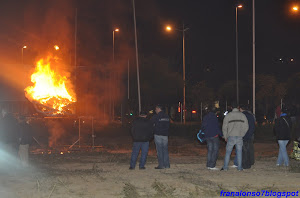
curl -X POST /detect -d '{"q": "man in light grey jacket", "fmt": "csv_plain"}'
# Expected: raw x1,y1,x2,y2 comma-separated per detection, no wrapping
221,104,249,171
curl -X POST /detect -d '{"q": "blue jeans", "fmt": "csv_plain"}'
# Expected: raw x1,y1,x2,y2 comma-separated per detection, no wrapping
206,136,220,168
234,140,251,169
130,142,149,168
223,136,243,171
154,135,170,168
277,140,289,166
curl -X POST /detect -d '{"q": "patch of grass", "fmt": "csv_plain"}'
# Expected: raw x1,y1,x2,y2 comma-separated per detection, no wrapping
188,186,200,198
259,184,279,192
123,182,140,198
290,164,300,173
152,180,176,198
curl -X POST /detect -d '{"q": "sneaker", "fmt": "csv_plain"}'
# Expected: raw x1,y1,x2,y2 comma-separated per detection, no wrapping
276,164,280,167
155,166,164,169
208,167,219,171
230,165,238,168
220,168,228,171
129,167,135,170
139,167,146,170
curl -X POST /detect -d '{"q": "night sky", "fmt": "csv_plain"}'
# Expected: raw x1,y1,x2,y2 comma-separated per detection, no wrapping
0,0,299,100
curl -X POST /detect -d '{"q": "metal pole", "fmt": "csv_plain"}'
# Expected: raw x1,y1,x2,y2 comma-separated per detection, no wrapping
236,6,239,106
75,8,78,114
128,59,130,100
92,117,94,149
183,23,186,125
113,31,115,63
112,31,115,121
132,0,142,113
22,48,24,65
201,102,203,122
252,0,256,115
78,117,81,148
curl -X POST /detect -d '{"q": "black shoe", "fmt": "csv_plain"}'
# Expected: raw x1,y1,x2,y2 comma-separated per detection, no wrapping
155,166,164,169
139,167,146,170
220,168,227,171
129,167,135,170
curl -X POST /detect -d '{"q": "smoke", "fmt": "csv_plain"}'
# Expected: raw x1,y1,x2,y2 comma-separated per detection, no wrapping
46,120,65,148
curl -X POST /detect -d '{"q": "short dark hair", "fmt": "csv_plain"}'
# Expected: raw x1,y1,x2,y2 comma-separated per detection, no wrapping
231,102,238,109
239,104,249,111
155,104,164,111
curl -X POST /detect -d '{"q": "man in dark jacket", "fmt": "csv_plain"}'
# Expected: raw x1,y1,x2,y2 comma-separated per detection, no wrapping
233,105,256,169
274,107,292,167
202,107,222,170
129,111,153,170
151,105,170,169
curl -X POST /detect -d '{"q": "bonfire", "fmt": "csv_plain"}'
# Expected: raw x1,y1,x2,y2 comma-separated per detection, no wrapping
25,55,76,115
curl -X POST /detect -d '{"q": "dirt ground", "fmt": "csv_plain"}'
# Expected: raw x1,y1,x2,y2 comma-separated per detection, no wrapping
1,137,300,198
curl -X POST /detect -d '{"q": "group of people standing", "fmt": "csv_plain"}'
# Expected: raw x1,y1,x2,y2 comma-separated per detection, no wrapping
203,103,255,171
130,105,170,170
130,103,293,171
0,108,32,168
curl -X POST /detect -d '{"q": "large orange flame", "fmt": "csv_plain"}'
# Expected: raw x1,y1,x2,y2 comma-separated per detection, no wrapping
25,56,76,115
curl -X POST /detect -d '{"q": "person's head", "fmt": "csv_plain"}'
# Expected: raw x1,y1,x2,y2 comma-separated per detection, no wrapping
231,102,238,109
239,104,248,112
155,105,164,114
139,111,147,118
205,105,216,114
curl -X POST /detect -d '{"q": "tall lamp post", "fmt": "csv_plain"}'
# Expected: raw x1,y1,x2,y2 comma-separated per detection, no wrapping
235,4,243,106
166,24,189,124
112,28,119,120
252,0,256,115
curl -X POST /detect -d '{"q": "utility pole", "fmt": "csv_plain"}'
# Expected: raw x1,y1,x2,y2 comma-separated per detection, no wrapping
132,0,142,113
252,0,256,115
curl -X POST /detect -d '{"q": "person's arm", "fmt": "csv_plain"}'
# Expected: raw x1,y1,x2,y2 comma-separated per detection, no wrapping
242,114,249,136
222,115,229,140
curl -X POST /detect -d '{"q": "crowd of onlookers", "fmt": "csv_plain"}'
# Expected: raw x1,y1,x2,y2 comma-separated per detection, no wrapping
129,103,300,171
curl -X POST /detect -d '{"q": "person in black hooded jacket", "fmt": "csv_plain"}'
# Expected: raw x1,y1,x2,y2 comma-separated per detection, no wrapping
274,107,292,167
129,111,153,170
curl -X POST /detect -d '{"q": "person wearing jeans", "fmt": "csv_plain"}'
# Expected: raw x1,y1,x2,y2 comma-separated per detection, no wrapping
233,105,256,169
129,111,153,170
201,107,222,170
154,135,170,168
206,137,220,169
130,142,150,169
152,105,170,169
277,140,289,166
221,103,249,171
223,136,243,170
274,108,292,167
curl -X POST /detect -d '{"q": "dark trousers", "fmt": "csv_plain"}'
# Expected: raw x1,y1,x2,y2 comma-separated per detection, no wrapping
206,136,220,168
249,135,255,165
234,140,251,169
130,142,149,168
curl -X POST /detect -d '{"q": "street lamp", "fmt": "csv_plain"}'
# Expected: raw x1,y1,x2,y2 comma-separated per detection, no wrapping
22,45,27,65
235,4,243,106
111,28,120,121
54,45,60,50
292,6,299,12
113,28,120,62
165,24,189,124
